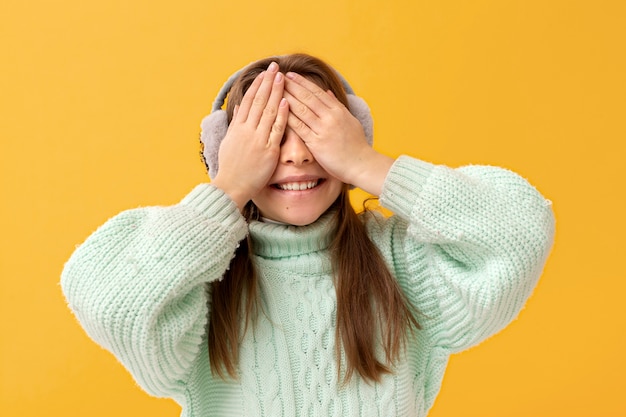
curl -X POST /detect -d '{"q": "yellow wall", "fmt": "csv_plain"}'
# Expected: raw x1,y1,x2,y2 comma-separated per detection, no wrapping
1,0,624,415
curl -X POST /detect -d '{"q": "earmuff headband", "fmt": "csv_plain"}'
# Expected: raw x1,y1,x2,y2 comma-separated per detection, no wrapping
210,66,358,113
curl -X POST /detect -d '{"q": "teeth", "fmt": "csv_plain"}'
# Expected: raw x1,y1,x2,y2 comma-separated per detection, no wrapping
278,180,318,191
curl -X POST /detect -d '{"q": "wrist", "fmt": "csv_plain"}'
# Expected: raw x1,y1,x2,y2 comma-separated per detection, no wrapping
346,149,395,196
210,177,251,212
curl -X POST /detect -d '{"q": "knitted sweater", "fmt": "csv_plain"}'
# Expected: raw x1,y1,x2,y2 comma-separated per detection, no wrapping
61,156,555,417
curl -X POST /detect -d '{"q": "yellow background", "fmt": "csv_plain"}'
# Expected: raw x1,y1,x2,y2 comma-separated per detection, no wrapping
1,0,624,415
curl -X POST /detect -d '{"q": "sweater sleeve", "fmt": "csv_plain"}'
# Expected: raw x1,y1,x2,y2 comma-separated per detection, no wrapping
60,184,248,398
377,156,555,353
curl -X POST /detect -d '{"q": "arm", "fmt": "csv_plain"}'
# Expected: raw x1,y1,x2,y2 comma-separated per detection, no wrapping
61,62,289,398
61,184,247,398
284,73,554,351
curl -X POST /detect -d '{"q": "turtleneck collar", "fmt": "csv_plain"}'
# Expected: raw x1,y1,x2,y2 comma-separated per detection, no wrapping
248,210,337,260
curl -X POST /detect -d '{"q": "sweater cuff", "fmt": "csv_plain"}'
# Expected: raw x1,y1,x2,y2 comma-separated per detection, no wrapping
379,155,435,217
180,183,247,238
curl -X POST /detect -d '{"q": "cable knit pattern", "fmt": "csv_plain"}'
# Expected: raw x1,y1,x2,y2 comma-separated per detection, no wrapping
61,156,555,416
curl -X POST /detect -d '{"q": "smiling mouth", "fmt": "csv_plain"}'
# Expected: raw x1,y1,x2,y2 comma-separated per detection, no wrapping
272,179,325,191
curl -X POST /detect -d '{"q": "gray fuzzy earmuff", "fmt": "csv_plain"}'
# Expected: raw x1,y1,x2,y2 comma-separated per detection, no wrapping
199,63,374,180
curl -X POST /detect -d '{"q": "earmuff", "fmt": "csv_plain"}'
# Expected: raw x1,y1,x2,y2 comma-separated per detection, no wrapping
199,59,374,180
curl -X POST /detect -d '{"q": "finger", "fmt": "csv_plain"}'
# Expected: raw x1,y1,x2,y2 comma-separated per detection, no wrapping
285,72,337,110
286,110,315,143
257,72,286,134
235,72,264,123
246,62,280,126
226,105,240,133
267,98,289,148
283,90,322,134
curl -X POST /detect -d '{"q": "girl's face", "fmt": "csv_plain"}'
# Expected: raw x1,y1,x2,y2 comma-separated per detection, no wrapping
251,127,344,226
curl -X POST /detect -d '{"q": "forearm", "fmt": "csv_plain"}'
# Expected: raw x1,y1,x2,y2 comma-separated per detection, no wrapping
379,156,555,350
61,184,248,395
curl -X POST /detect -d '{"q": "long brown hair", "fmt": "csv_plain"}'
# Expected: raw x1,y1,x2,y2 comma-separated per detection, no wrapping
207,53,420,382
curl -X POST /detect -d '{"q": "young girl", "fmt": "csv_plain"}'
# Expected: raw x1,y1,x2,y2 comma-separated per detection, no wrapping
61,53,555,416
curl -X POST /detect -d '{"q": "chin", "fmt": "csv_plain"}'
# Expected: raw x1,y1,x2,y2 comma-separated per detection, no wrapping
274,211,325,226
288,217,322,227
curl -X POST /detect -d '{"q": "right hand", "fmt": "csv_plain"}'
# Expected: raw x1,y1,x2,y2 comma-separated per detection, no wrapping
211,62,289,211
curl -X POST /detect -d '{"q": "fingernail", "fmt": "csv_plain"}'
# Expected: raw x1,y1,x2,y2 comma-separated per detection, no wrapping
286,72,296,79
275,72,283,83
268,62,278,72
280,98,287,107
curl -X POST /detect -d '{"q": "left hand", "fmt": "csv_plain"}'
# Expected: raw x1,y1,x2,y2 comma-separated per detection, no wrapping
284,72,394,195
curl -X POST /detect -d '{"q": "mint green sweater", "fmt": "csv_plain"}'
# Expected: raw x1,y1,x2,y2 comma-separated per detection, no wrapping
61,156,555,416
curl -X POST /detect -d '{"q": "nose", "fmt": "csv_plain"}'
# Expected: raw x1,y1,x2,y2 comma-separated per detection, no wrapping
280,129,313,166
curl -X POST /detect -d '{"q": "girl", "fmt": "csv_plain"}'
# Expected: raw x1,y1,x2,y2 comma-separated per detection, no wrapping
61,53,555,416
